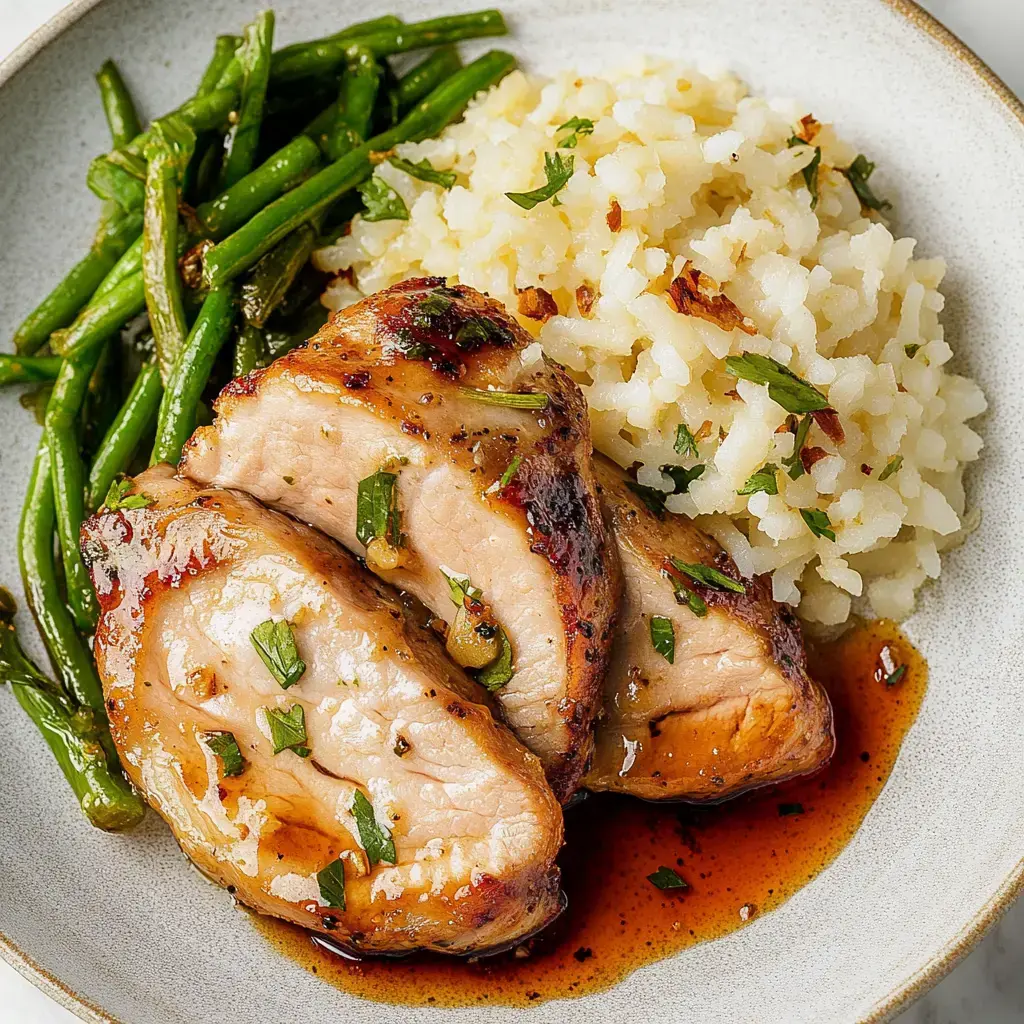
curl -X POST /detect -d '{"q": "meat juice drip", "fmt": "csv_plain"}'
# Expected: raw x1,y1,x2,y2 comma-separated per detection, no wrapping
251,619,926,1007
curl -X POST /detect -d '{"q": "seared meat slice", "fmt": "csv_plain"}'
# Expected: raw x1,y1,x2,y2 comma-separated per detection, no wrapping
82,466,563,955
181,277,619,802
584,456,834,801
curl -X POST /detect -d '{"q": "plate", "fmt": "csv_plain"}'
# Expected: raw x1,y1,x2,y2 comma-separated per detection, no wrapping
0,1,1021,1021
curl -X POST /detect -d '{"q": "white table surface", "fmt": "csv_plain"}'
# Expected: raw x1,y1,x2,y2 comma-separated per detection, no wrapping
1,0,1023,1020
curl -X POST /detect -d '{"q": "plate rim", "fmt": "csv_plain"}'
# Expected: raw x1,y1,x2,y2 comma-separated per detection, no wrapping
0,1,1021,1021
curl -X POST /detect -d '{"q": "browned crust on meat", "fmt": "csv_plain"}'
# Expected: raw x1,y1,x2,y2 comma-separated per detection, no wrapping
586,455,834,802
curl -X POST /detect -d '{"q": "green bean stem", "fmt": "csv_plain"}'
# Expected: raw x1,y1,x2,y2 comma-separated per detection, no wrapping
142,120,194,382
12,205,142,355
87,360,163,510
151,285,237,465
0,354,63,386
233,322,267,377
270,11,507,83
204,50,516,287
95,59,142,149
0,590,145,832
392,45,463,115
19,441,105,712
220,11,274,190
46,353,104,632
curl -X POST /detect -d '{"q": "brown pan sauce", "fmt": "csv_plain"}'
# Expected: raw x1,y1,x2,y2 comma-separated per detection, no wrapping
252,618,926,1007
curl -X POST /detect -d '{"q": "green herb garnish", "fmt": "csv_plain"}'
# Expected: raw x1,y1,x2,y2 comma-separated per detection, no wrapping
317,858,346,910
627,481,669,517
667,575,708,617
351,789,396,866
878,455,903,482
103,477,154,512
251,619,306,689
557,116,595,149
800,507,836,541
357,175,410,222
506,151,574,210
668,557,746,594
885,664,907,687
661,464,705,494
440,566,482,606
724,353,829,414
199,731,246,778
787,136,821,208
738,463,779,496
263,703,308,756
456,386,549,409
782,415,813,480
499,455,523,489
388,155,456,189
904,344,920,359
673,422,699,459
647,866,688,891
778,802,805,817
477,627,514,691
842,154,892,211
649,616,675,664
415,293,454,319
356,470,401,549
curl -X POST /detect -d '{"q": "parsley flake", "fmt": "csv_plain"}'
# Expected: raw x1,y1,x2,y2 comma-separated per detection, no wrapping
357,175,409,222
557,116,595,149
351,789,396,866
661,464,705,494
649,616,675,664
499,455,523,489
317,858,346,910
782,415,813,480
103,477,154,512
477,627,513,691
738,464,779,496
356,470,401,549
647,866,689,891
505,152,574,210
673,422,699,459
250,619,305,689
778,802,805,817
668,557,746,594
725,354,829,414
263,703,308,755
787,136,821,208
199,731,246,777
388,155,456,189
878,455,903,482
885,664,907,687
842,154,892,211
800,507,836,541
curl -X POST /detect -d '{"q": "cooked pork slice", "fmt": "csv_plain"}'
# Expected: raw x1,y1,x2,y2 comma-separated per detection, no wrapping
82,465,563,955
180,277,620,802
584,456,834,801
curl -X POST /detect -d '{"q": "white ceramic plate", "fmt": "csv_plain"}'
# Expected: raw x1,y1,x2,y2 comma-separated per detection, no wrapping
1,1,1022,1021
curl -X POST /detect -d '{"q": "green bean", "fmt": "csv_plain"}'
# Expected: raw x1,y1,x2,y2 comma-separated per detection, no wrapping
264,299,330,362
82,341,122,458
327,46,380,161
391,46,462,116
220,11,274,190
0,354,63,386
204,51,516,287
87,361,163,510
151,285,236,465
95,59,142,149
233,322,267,377
0,592,145,832
240,221,319,327
18,441,106,712
12,205,142,355
270,11,506,83
198,35,241,97
142,118,195,382
51,273,145,364
46,352,104,632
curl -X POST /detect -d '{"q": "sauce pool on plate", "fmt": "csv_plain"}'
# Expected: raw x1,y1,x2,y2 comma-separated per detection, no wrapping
251,619,926,1006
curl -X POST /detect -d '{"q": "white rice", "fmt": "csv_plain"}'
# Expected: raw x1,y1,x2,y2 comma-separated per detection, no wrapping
313,58,986,627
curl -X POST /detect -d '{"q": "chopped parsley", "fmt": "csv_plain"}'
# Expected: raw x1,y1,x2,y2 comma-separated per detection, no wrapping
263,703,309,756
250,619,305,689
781,415,813,480
647,866,689,891
668,557,746,594
356,469,401,549
498,455,522,489
477,627,513,691
414,293,454,320
842,154,892,211
627,481,670,517
102,477,154,512
199,731,246,778
557,116,595,149
787,136,821,208
800,507,836,541
725,353,829,414
738,463,779,496
357,175,409,222
440,566,483,606
778,802,805,817
885,664,907,687
388,155,456,189
456,386,548,409
673,422,699,459
505,151,574,210
878,455,903,482
660,464,705,494
649,616,675,664
317,858,346,910
351,789,396,866
667,575,708,618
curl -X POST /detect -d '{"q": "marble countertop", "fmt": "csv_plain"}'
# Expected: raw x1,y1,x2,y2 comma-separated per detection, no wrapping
0,0,1022,1020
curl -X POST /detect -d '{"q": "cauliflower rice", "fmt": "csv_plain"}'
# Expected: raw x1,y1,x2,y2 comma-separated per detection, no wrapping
314,58,986,627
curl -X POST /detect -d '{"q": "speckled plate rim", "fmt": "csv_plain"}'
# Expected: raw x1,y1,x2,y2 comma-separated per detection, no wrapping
0,1,1022,1022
